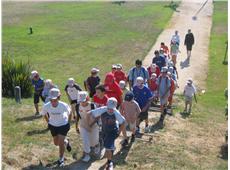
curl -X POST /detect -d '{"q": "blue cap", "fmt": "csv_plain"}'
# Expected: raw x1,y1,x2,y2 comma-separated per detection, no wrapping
125,91,134,101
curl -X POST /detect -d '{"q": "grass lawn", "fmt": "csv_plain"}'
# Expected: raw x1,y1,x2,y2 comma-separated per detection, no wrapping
2,1,175,169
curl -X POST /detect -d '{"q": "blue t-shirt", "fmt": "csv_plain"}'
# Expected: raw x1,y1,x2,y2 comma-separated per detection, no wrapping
101,112,118,133
133,85,153,109
152,56,166,70
32,78,44,92
157,76,171,97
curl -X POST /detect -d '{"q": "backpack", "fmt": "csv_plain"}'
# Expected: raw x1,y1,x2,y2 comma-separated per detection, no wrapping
76,103,95,119
129,67,147,85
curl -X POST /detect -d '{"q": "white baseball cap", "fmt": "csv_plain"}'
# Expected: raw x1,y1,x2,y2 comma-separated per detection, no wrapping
151,73,157,78
119,80,126,89
112,64,117,69
117,64,122,69
68,78,75,86
78,91,89,102
31,70,38,78
107,97,117,109
49,88,61,100
91,68,100,73
161,66,168,73
187,78,193,84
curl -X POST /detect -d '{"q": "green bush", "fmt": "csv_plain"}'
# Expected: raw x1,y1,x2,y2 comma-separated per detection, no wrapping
2,54,33,98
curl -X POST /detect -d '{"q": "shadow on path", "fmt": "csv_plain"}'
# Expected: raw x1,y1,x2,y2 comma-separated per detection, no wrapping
180,57,190,69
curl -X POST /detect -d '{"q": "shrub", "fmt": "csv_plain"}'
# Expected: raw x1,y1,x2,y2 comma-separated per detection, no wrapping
2,54,33,98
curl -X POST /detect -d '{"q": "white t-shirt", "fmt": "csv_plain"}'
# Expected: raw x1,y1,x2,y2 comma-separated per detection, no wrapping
41,101,71,127
184,84,196,97
65,84,82,101
91,106,125,125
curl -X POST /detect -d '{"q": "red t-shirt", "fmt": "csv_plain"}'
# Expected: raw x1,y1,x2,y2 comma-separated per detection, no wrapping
114,70,127,84
147,66,160,78
93,95,108,108
161,45,169,55
149,78,158,92
104,82,123,105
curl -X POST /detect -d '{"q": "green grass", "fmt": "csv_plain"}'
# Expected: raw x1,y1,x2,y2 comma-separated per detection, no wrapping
2,2,175,169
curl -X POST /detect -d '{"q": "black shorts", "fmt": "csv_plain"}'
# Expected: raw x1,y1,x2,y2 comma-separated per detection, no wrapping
138,111,148,122
34,91,45,104
186,45,192,51
48,123,70,137
70,100,78,104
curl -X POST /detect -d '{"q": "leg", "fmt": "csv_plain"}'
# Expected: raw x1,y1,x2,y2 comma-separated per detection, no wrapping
53,136,59,146
188,101,192,113
57,135,65,160
34,103,39,113
71,103,76,119
34,93,40,114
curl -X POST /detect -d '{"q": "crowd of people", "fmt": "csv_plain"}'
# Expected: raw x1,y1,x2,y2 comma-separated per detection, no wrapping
30,30,196,169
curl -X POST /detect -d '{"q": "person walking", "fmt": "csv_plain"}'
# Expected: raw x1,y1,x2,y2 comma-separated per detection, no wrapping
31,70,45,115
184,29,195,61
128,59,149,90
183,78,196,114
84,68,100,98
41,88,72,167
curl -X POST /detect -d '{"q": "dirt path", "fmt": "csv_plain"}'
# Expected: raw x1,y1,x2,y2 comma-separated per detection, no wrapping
143,0,213,93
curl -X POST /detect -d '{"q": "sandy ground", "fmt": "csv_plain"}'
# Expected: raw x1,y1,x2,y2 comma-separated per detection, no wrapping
143,0,213,94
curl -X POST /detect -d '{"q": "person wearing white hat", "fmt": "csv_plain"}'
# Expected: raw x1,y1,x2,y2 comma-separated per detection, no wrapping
75,91,99,162
147,63,160,78
31,70,45,115
65,78,82,119
133,77,153,133
88,97,125,170
170,38,179,65
156,67,171,126
183,78,196,114
84,68,100,98
119,80,129,101
41,88,72,167
42,79,57,103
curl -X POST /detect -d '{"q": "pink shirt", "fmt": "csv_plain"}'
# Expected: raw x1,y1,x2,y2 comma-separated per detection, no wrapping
121,100,141,123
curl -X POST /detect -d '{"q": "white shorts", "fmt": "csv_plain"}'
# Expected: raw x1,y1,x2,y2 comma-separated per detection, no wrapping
125,121,136,131
79,125,99,153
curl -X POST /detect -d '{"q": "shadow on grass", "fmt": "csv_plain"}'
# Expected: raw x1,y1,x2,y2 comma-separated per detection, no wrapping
219,143,228,160
164,1,180,12
27,127,49,136
22,161,47,170
112,1,126,6
15,115,42,122
180,57,190,69
180,111,190,119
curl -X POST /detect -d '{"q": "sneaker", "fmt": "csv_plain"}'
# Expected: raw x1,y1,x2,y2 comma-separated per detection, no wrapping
66,139,72,152
57,160,64,167
130,134,135,143
122,139,128,147
106,161,113,170
94,145,100,155
82,154,91,162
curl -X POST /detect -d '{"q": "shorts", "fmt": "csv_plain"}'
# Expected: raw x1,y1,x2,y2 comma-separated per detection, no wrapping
125,121,136,131
186,45,192,51
48,123,70,137
138,111,148,122
185,96,193,103
34,91,45,104
70,100,78,104
103,129,119,150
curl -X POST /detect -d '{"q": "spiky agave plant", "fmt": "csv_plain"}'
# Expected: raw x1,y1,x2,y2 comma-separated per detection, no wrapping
2,54,33,98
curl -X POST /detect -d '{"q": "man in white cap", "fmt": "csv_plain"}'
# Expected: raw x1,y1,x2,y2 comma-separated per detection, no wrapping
65,78,82,118
85,68,100,98
183,78,196,114
133,77,153,133
75,91,99,162
88,97,125,170
157,67,171,126
41,88,72,167
31,70,45,115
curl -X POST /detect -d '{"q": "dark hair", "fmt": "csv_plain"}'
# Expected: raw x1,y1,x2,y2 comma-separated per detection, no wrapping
95,84,106,92
161,42,164,45
135,59,142,65
154,50,159,55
